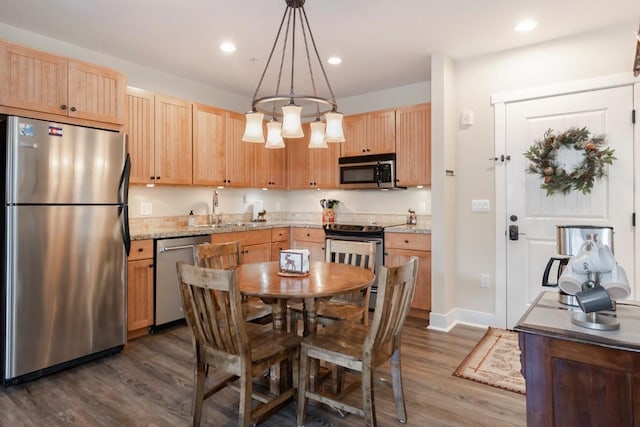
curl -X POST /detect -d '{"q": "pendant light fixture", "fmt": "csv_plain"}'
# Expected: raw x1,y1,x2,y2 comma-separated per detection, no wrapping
241,0,344,147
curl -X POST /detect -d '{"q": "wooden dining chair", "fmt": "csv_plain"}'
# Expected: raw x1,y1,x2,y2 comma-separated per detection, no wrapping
296,257,419,427
176,262,300,427
194,241,272,324
288,239,377,334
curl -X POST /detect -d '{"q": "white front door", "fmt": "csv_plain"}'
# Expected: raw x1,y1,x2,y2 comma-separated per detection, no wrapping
504,85,635,328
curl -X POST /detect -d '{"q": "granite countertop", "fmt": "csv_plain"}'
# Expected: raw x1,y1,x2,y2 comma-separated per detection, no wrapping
515,291,640,352
130,221,323,240
130,221,431,240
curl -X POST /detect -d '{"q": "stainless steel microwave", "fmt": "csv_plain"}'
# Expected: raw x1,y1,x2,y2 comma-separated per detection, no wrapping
339,153,402,189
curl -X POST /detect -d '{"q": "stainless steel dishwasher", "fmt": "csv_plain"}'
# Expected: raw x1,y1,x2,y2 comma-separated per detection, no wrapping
153,235,210,330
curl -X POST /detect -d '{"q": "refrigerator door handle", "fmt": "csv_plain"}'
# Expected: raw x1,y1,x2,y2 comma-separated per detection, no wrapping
118,153,131,206
118,153,131,255
120,205,131,256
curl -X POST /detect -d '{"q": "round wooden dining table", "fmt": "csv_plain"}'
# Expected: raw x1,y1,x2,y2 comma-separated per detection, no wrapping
238,260,375,336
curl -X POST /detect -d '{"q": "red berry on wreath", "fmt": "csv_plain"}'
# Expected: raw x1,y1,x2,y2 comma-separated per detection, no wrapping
544,176,552,183
585,142,596,151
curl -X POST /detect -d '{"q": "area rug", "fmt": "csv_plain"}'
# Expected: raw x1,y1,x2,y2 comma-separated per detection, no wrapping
453,327,525,394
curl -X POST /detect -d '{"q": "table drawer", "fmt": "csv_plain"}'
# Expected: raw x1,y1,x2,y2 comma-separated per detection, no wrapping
385,233,431,251
129,239,153,260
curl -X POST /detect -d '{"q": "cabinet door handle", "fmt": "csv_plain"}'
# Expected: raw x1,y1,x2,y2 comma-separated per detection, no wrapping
70,106,77,112
404,239,409,244
138,247,144,252
148,264,154,268
60,104,67,110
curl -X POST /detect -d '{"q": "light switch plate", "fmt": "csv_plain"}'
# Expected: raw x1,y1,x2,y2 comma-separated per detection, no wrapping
140,202,152,215
419,202,427,213
471,199,490,212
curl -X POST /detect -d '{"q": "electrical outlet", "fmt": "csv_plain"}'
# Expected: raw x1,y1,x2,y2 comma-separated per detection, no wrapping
140,202,152,215
471,199,490,212
419,202,427,213
480,274,490,288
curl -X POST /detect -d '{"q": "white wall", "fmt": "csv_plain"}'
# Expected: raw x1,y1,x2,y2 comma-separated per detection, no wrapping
450,23,638,325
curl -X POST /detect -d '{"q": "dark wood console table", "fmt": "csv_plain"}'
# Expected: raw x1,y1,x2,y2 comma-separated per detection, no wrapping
514,291,640,426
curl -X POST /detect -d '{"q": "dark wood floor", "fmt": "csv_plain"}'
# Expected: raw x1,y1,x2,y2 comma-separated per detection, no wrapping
0,318,526,426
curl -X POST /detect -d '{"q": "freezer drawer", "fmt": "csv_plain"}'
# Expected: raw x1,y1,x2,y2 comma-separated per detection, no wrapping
4,205,126,379
154,235,210,328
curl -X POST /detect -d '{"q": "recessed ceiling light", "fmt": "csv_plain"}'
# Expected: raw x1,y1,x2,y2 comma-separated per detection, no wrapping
515,19,537,32
219,42,237,53
327,56,342,65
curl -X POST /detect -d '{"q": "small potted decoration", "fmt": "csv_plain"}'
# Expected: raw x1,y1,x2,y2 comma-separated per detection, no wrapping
320,199,339,223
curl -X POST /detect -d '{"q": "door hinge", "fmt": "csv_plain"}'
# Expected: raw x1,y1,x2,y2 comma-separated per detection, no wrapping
633,109,636,124
633,212,636,227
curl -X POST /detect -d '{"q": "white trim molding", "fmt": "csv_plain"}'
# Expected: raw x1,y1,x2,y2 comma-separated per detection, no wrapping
429,308,498,332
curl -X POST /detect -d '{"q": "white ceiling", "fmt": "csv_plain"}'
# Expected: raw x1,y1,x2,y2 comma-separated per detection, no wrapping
1,0,638,99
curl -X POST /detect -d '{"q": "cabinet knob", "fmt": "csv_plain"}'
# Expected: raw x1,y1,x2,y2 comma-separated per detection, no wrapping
138,248,144,252
148,264,153,268
404,239,410,244
70,106,77,112
60,104,67,110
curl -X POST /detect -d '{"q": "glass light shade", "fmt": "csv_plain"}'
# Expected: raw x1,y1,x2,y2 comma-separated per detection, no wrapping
265,120,285,149
281,104,304,138
242,112,265,143
324,111,345,142
308,121,328,148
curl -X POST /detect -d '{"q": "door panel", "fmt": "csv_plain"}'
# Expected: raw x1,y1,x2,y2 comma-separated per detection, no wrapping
504,86,634,328
7,117,126,204
5,205,126,378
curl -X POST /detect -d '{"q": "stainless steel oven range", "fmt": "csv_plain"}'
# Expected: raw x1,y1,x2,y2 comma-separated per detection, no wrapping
323,223,393,310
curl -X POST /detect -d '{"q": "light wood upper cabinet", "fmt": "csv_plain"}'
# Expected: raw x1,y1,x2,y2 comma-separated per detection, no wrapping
395,103,431,187
0,40,125,125
192,103,226,186
286,123,339,189
342,109,395,156
255,143,286,189
225,111,255,188
66,60,126,124
154,94,193,185
126,87,155,185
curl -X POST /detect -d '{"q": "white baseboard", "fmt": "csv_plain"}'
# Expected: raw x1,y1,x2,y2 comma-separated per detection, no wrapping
428,308,499,331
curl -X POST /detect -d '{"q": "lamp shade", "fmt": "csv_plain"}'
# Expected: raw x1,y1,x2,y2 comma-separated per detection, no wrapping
308,121,328,148
242,112,265,143
282,104,304,138
324,111,345,142
265,120,285,149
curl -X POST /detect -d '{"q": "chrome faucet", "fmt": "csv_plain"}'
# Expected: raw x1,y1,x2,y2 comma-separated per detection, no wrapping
212,190,220,225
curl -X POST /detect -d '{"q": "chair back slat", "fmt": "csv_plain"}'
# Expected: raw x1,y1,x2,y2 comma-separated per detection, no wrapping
364,257,418,353
177,262,248,358
194,241,241,269
325,239,376,305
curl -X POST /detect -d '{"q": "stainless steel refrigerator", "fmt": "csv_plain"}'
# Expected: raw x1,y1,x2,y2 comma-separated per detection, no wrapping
1,116,130,385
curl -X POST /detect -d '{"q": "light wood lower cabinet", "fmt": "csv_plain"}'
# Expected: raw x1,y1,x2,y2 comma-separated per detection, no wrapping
127,240,154,339
271,227,290,261
384,232,431,319
291,227,325,262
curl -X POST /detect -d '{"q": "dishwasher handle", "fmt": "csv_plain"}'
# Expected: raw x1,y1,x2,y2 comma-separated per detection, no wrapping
159,244,199,253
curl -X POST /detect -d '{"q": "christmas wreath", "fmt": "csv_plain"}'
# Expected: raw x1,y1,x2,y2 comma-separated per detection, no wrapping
524,127,615,196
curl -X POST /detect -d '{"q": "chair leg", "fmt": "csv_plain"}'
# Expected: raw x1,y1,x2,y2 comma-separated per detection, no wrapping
390,349,407,423
362,365,377,427
239,369,252,427
296,346,310,426
331,365,345,394
192,357,206,427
